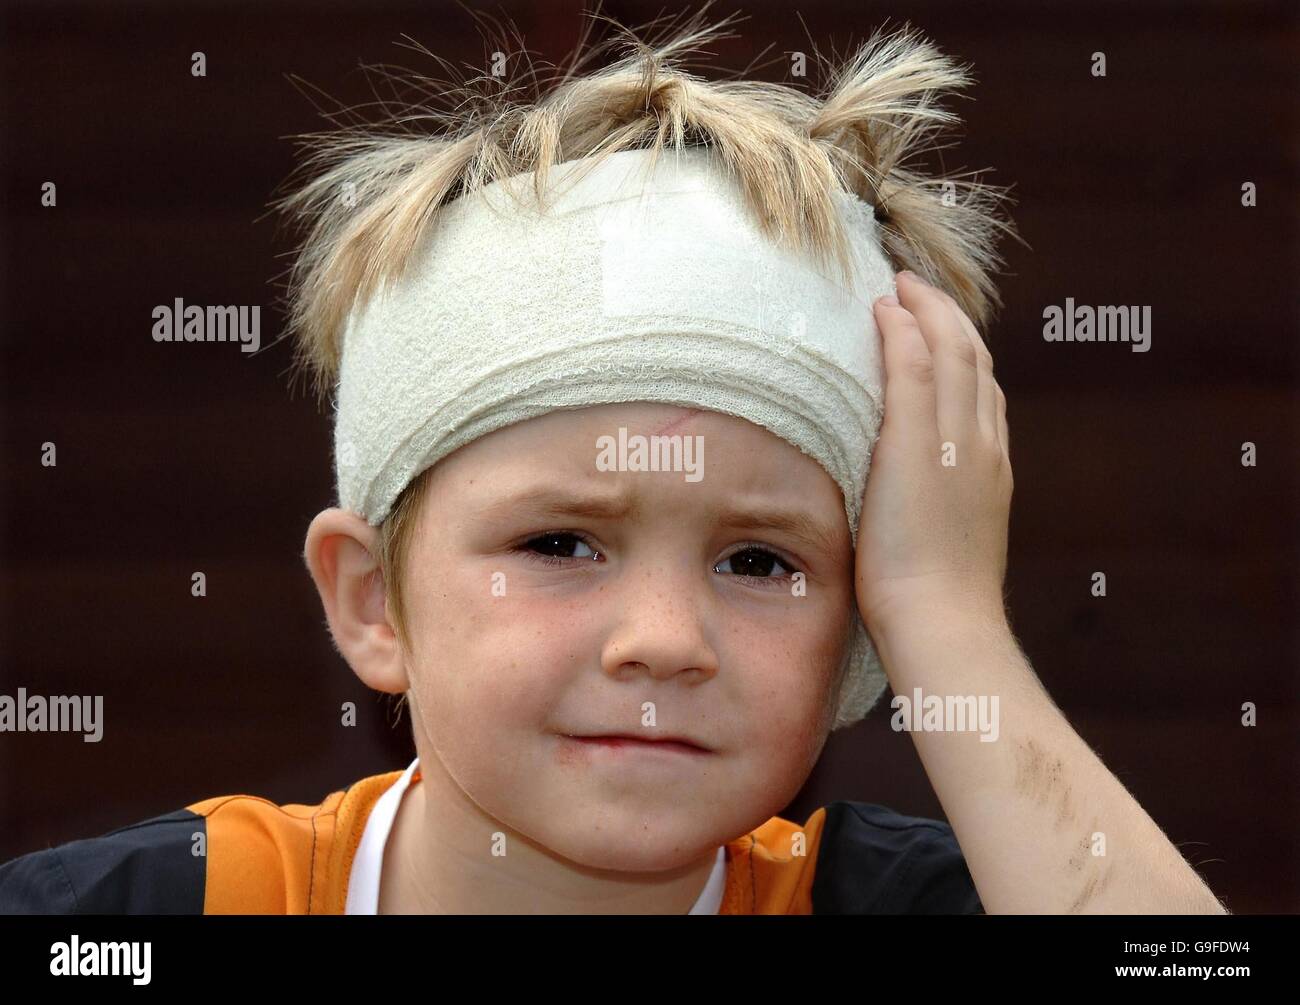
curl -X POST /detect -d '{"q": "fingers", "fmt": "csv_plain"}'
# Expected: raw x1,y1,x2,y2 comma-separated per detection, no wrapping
884,272,1007,460
934,283,999,448
872,293,938,443
895,271,978,444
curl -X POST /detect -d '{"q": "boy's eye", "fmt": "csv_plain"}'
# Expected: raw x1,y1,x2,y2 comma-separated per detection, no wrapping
519,532,602,564
714,547,795,580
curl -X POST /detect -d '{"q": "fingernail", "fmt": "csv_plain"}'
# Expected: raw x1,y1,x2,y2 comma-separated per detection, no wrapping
877,294,899,307
898,270,924,284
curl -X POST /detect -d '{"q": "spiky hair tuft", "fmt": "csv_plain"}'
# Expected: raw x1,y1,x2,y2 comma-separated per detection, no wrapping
268,2,1019,402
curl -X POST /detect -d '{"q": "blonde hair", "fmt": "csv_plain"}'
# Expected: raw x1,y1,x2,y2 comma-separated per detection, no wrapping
271,4,1019,686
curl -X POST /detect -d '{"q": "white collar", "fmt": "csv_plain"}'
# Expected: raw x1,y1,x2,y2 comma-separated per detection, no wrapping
345,757,727,914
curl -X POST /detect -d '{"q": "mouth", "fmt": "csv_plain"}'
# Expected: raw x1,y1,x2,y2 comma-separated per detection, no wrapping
561,733,713,755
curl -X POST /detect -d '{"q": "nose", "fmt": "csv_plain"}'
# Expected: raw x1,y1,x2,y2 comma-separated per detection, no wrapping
599,557,721,684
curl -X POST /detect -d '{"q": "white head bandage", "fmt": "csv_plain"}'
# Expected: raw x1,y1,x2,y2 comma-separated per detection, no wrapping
335,145,897,728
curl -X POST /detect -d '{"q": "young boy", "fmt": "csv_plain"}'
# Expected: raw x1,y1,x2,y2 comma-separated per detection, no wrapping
0,15,1226,914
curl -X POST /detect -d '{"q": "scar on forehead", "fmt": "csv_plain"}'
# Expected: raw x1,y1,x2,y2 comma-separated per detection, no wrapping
651,407,705,438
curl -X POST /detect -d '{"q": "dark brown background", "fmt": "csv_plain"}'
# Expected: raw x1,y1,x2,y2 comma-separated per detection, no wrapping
2,0,1296,912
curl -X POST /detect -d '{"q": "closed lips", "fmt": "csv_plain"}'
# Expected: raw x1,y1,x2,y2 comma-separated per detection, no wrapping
566,733,711,752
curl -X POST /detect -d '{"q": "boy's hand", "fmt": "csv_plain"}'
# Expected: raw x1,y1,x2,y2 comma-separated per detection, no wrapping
855,271,1013,639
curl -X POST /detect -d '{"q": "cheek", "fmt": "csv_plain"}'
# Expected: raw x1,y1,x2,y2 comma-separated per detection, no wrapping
734,671,831,790
701,595,850,802
729,596,849,724
403,560,593,738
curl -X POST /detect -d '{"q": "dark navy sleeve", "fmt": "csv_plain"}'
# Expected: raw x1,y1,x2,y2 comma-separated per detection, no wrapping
811,801,984,914
0,810,207,914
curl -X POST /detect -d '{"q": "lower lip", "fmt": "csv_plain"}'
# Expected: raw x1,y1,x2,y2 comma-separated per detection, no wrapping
563,736,711,756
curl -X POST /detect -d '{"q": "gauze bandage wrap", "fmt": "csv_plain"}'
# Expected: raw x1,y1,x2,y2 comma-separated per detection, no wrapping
335,145,897,729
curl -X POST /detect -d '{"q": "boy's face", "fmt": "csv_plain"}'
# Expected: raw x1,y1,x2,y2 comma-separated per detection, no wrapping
398,402,855,870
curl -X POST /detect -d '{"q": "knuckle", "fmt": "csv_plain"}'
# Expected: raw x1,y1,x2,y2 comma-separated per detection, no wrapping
907,355,936,384
950,336,979,368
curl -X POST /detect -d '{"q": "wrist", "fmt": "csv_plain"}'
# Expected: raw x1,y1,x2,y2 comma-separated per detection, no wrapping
864,588,1011,649
867,601,1026,700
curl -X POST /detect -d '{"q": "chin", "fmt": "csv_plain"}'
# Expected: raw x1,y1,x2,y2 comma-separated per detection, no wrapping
539,816,720,874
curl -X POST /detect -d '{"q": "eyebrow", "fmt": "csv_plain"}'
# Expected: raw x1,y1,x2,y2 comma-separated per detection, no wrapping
480,487,843,557
715,508,843,557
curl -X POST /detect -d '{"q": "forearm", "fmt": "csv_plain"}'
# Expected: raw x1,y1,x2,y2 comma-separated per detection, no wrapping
871,607,1227,914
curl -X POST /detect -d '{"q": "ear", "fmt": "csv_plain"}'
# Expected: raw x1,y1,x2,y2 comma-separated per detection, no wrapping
303,507,409,694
